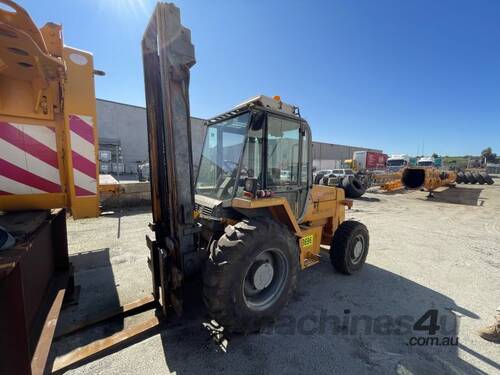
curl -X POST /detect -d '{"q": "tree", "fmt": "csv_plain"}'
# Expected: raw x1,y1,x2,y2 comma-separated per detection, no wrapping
431,152,439,158
481,147,497,163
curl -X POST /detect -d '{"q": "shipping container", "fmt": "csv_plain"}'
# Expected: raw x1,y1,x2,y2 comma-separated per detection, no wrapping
353,151,387,171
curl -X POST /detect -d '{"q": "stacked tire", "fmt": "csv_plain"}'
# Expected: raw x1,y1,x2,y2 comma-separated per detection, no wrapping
465,171,477,184
320,174,366,198
456,171,494,185
480,172,494,185
473,172,485,184
342,176,366,198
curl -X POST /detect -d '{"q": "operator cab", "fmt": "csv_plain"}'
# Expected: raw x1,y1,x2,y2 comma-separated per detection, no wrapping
195,95,312,219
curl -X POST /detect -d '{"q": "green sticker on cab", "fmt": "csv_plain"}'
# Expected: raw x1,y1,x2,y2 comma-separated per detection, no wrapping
301,234,313,248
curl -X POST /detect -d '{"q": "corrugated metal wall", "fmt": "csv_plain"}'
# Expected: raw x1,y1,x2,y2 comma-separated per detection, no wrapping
312,141,381,162
96,99,205,174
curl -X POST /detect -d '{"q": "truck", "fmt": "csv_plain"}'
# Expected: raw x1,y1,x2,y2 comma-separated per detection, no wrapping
387,154,410,172
352,151,387,171
416,157,435,167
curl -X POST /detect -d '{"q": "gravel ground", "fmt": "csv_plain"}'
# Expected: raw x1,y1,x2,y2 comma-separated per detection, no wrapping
51,182,499,375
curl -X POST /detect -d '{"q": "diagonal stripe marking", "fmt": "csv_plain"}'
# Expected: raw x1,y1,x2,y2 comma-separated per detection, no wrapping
73,169,97,195
70,131,96,162
0,139,61,185
75,185,96,196
0,158,61,193
0,122,58,168
19,124,57,151
72,151,97,179
69,115,94,144
0,175,45,194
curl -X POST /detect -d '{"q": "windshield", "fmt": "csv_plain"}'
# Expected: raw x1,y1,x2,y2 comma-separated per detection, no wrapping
387,159,406,167
195,112,250,200
417,161,434,167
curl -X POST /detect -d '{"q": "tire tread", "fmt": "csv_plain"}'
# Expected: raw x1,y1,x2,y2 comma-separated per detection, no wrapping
330,220,369,274
203,217,299,333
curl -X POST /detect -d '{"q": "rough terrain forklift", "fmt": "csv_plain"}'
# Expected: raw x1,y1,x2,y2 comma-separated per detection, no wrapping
143,3,370,333
0,1,370,372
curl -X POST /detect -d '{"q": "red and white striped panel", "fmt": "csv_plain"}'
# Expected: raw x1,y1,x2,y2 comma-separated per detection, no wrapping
0,122,62,195
69,114,97,196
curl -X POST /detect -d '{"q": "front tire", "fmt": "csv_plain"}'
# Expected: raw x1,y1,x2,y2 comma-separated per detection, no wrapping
203,218,299,333
330,221,369,274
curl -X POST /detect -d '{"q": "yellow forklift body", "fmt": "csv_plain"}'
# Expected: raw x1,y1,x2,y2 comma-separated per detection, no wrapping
232,184,348,268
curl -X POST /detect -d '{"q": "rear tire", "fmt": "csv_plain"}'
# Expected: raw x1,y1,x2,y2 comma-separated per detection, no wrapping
456,172,464,184
330,221,369,274
203,218,299,333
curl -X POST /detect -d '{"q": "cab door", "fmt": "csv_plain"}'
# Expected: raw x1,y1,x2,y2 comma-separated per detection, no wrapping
264,114,308,217
297,123,311,218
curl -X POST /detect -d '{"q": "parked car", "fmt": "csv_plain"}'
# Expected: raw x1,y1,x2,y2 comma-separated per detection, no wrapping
330,169,355,177
313,169,334,184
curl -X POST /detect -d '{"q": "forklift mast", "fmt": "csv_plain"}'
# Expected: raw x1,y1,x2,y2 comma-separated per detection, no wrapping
142,2,198,315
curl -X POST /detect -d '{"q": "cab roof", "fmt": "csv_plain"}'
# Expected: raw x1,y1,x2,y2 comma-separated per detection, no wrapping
234,95,298,115
206,95,302,124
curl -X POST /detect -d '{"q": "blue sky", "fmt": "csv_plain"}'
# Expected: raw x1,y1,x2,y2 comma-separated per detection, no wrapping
20,0,500,156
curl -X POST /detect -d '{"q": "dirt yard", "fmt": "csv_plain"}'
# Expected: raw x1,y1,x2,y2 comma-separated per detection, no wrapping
51,182,499,375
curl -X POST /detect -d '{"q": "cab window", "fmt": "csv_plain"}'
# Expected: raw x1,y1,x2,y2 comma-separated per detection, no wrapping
266,116,300,187
237,114,264,194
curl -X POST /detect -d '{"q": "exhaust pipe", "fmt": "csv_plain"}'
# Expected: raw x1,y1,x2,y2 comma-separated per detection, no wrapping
401,167,456,191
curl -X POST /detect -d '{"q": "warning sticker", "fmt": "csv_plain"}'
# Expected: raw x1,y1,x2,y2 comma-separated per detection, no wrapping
301,234,314,248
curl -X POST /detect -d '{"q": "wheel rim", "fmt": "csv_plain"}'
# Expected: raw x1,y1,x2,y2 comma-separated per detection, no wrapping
351,234,365,264
242,248,289,312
